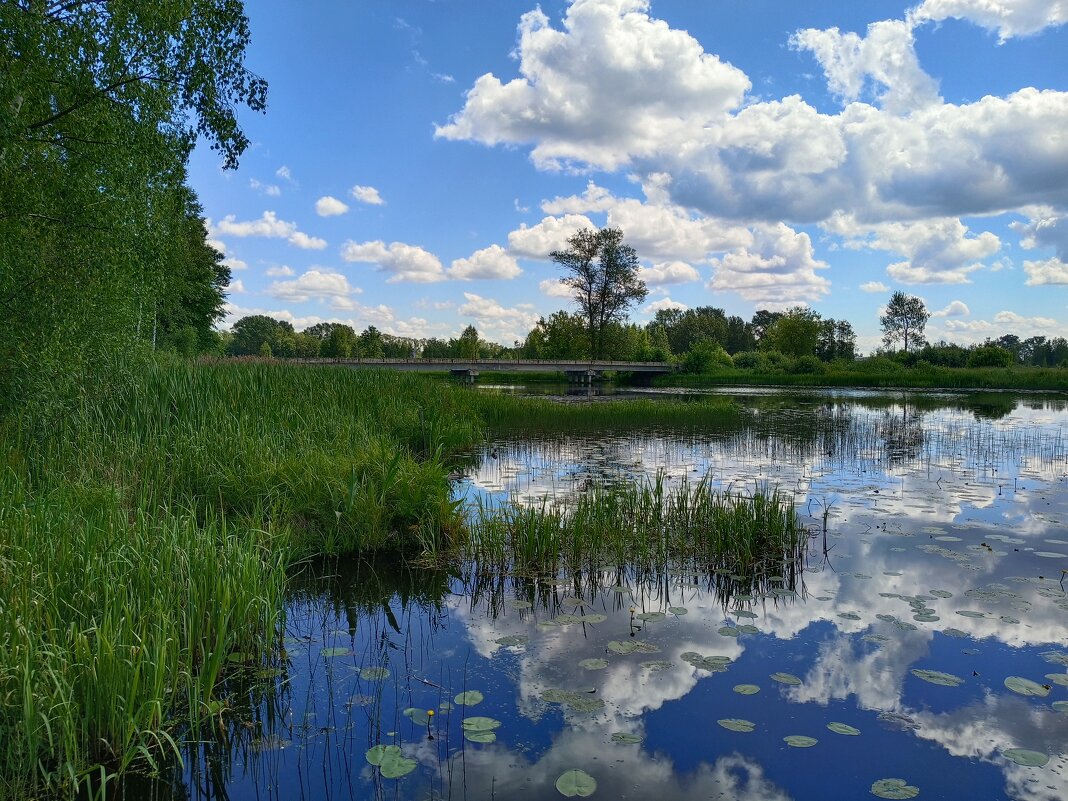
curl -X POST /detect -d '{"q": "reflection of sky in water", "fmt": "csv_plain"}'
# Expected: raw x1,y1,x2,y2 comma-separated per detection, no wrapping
157,390,1068,801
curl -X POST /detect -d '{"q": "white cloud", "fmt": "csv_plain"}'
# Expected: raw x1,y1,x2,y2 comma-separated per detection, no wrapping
860,280,890,292
458,292,541,343
507,214,595,259
213,211,327,250
644,297,689,313
1023,257,1068,285
351,185,385,205
441,3,1068,227
207,237,226,255
340,239,446,283
448,244,522,280
939,309,1068,342
225,278,245,294
708,223,831,305
265,265,295,277
267,269,363,306
910,0,1068,42
249,178,282,197
315,196,350,217
539,278,578,299
826,214,1000,285
1012,212,1068,259
222,257,248,271
931,300,971,317
435,0,750,171
638,261,700,286
275,165,293,181
791,19,941,114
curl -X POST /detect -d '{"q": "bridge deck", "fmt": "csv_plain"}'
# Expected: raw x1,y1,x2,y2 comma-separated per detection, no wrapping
293,358,674,373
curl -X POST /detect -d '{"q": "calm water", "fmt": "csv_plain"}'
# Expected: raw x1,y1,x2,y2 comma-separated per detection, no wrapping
134,387,1068,801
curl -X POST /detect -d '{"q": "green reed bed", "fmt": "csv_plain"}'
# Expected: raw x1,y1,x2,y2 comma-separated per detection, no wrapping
463,476,809,577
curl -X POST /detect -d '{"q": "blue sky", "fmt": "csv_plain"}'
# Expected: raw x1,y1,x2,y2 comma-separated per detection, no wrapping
190,0,1068,352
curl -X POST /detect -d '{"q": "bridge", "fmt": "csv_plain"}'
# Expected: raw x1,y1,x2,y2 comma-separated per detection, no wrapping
294,358,676,383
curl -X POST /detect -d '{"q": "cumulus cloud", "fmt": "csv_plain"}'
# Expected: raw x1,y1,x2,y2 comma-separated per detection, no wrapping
910,0,1068,42
222,257,247,271
931,300,971,317
539,278,578,299
826,214,1000,284
315,196,350,217
441,2,1068,227
267,269,363,307
708,223,831,305
638,261,701,286
1023,257,1068,284
449,244,522,280
340,239,446,283
644,297,689,313
225,278,245,294
860,280,890,292
458,292,541,342
351,185,385,205
249,178,281,197
507,214,595,259
265,265,295,277
791,19,941,114
940,309,1068,342
435,0,750,171
1012,212,1068,259
275,165,293,181
213,211,327,250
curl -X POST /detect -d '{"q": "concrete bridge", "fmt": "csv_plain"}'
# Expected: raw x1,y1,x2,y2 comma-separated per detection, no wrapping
294,357,675,383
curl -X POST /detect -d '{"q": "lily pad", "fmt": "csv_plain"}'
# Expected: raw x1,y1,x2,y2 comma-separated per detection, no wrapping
871,778,920,799
1004,676,1050,697
1052,701,1068,712
910,669,964,687
636,611,665,622
556,769,597,798
579,658,609,671
733,684,761,695
784,735,818,747
1002,748,1048,767
1044,673,1068,686
734,610,758,619
461,716,501,731
718,718,756,732
681,652,732,672
320,647,351,658
607,640,637,654
668,606,688,615
827,722,860,736
718,626,740,637
582,614,608,624
403,707,430,726
737,624,759,634
464,730,496,743
610,732,642,744
562,597,588,608
640,660,674,671
495,635,528,647
541,689,605,712
770,672,802,686
837,612,861,621
366,745,417,778
554,614,585,625
360,667,390,680
454,690,484,706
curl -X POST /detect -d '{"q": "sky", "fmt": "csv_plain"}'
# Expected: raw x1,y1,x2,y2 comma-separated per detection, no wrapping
189,0,1068,353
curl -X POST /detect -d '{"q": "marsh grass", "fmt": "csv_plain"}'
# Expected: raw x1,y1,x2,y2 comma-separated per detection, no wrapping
463,476,809,577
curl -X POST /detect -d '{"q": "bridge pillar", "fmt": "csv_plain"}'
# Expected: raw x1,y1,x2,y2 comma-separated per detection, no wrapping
565,369,600,385
450,369,479,384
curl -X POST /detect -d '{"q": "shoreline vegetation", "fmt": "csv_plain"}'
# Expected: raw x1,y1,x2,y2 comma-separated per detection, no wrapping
0,360,749,799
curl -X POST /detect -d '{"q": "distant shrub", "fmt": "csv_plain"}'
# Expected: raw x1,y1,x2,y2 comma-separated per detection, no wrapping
682,340,733,373
732,351,766,370
967,345,1014,368
790,355,825,374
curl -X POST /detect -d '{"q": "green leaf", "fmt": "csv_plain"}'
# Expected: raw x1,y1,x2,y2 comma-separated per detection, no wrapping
871,778,920,799
784,735,818,747
827,722,861,736
910,668,964,687
1002,748,1048,767
1004,676,1050,697
461,716,501,731
770,672,802,685
717,718,755,732
454,690,484,706
360,666,390,680
733,684,761,695
556,769,598,797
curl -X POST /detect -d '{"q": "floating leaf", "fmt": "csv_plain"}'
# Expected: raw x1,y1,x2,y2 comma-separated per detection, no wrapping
541,689,605,712
941,628,968,638
495,634,528,647
1002,748,1048,767
582,614,608,624
733,684,760,695
737,624,759,634
563,597,589,608
717,718,755,732
640,660,674,671
1044,673,1068,686
770,672,802,686
554,614,585,625
461,716,501,731
734,610,758,619
1004,677,1050,697
403,708,430,726
668,606,688,615
636,611,665,622
956,610,986,618
770,588,794,597
1052,701,1068,712
607,640,637,655
837,612,861,621
579,658,608,671
871,778,920,799
464,730,496,743
366,744,417,777
556,769,597,797
320,648,351,658
911,669,964,687
718,626,740,637
827,722,860,736
454,690,484,706
610,732,642,744
681,652,732,672
784,735,818,748
360,667,390,680
438,701,453,711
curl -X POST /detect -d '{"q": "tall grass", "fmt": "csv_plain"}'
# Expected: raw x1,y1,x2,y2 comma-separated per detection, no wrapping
463,476,809,578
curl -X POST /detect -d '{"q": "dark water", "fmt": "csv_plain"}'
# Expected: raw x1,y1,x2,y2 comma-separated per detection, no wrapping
133,388,1068,801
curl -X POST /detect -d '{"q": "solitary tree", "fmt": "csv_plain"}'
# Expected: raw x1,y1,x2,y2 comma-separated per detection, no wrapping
551,228,647,359
881,292,930,353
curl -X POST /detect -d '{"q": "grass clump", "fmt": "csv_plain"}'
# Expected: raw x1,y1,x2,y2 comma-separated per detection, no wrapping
464,476,808,576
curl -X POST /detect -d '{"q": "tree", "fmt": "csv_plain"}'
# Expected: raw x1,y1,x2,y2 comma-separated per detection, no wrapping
456,325,481,359
881,292,929,354
763,307,822,358
551,228,647,359
230,315,293,356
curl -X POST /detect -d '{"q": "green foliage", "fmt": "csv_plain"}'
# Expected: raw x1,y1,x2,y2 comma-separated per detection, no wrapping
881,292,930,353
967,344,1014,368
682,339,734,373
762,307,821,358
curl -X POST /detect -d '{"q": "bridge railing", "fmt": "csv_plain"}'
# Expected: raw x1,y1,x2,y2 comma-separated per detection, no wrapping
289,357,675,369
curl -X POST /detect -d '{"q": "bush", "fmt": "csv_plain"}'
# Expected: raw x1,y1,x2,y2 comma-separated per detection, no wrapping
789,355,825,374
967,345,1014,368
682,340,733,373
732,351,767,370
